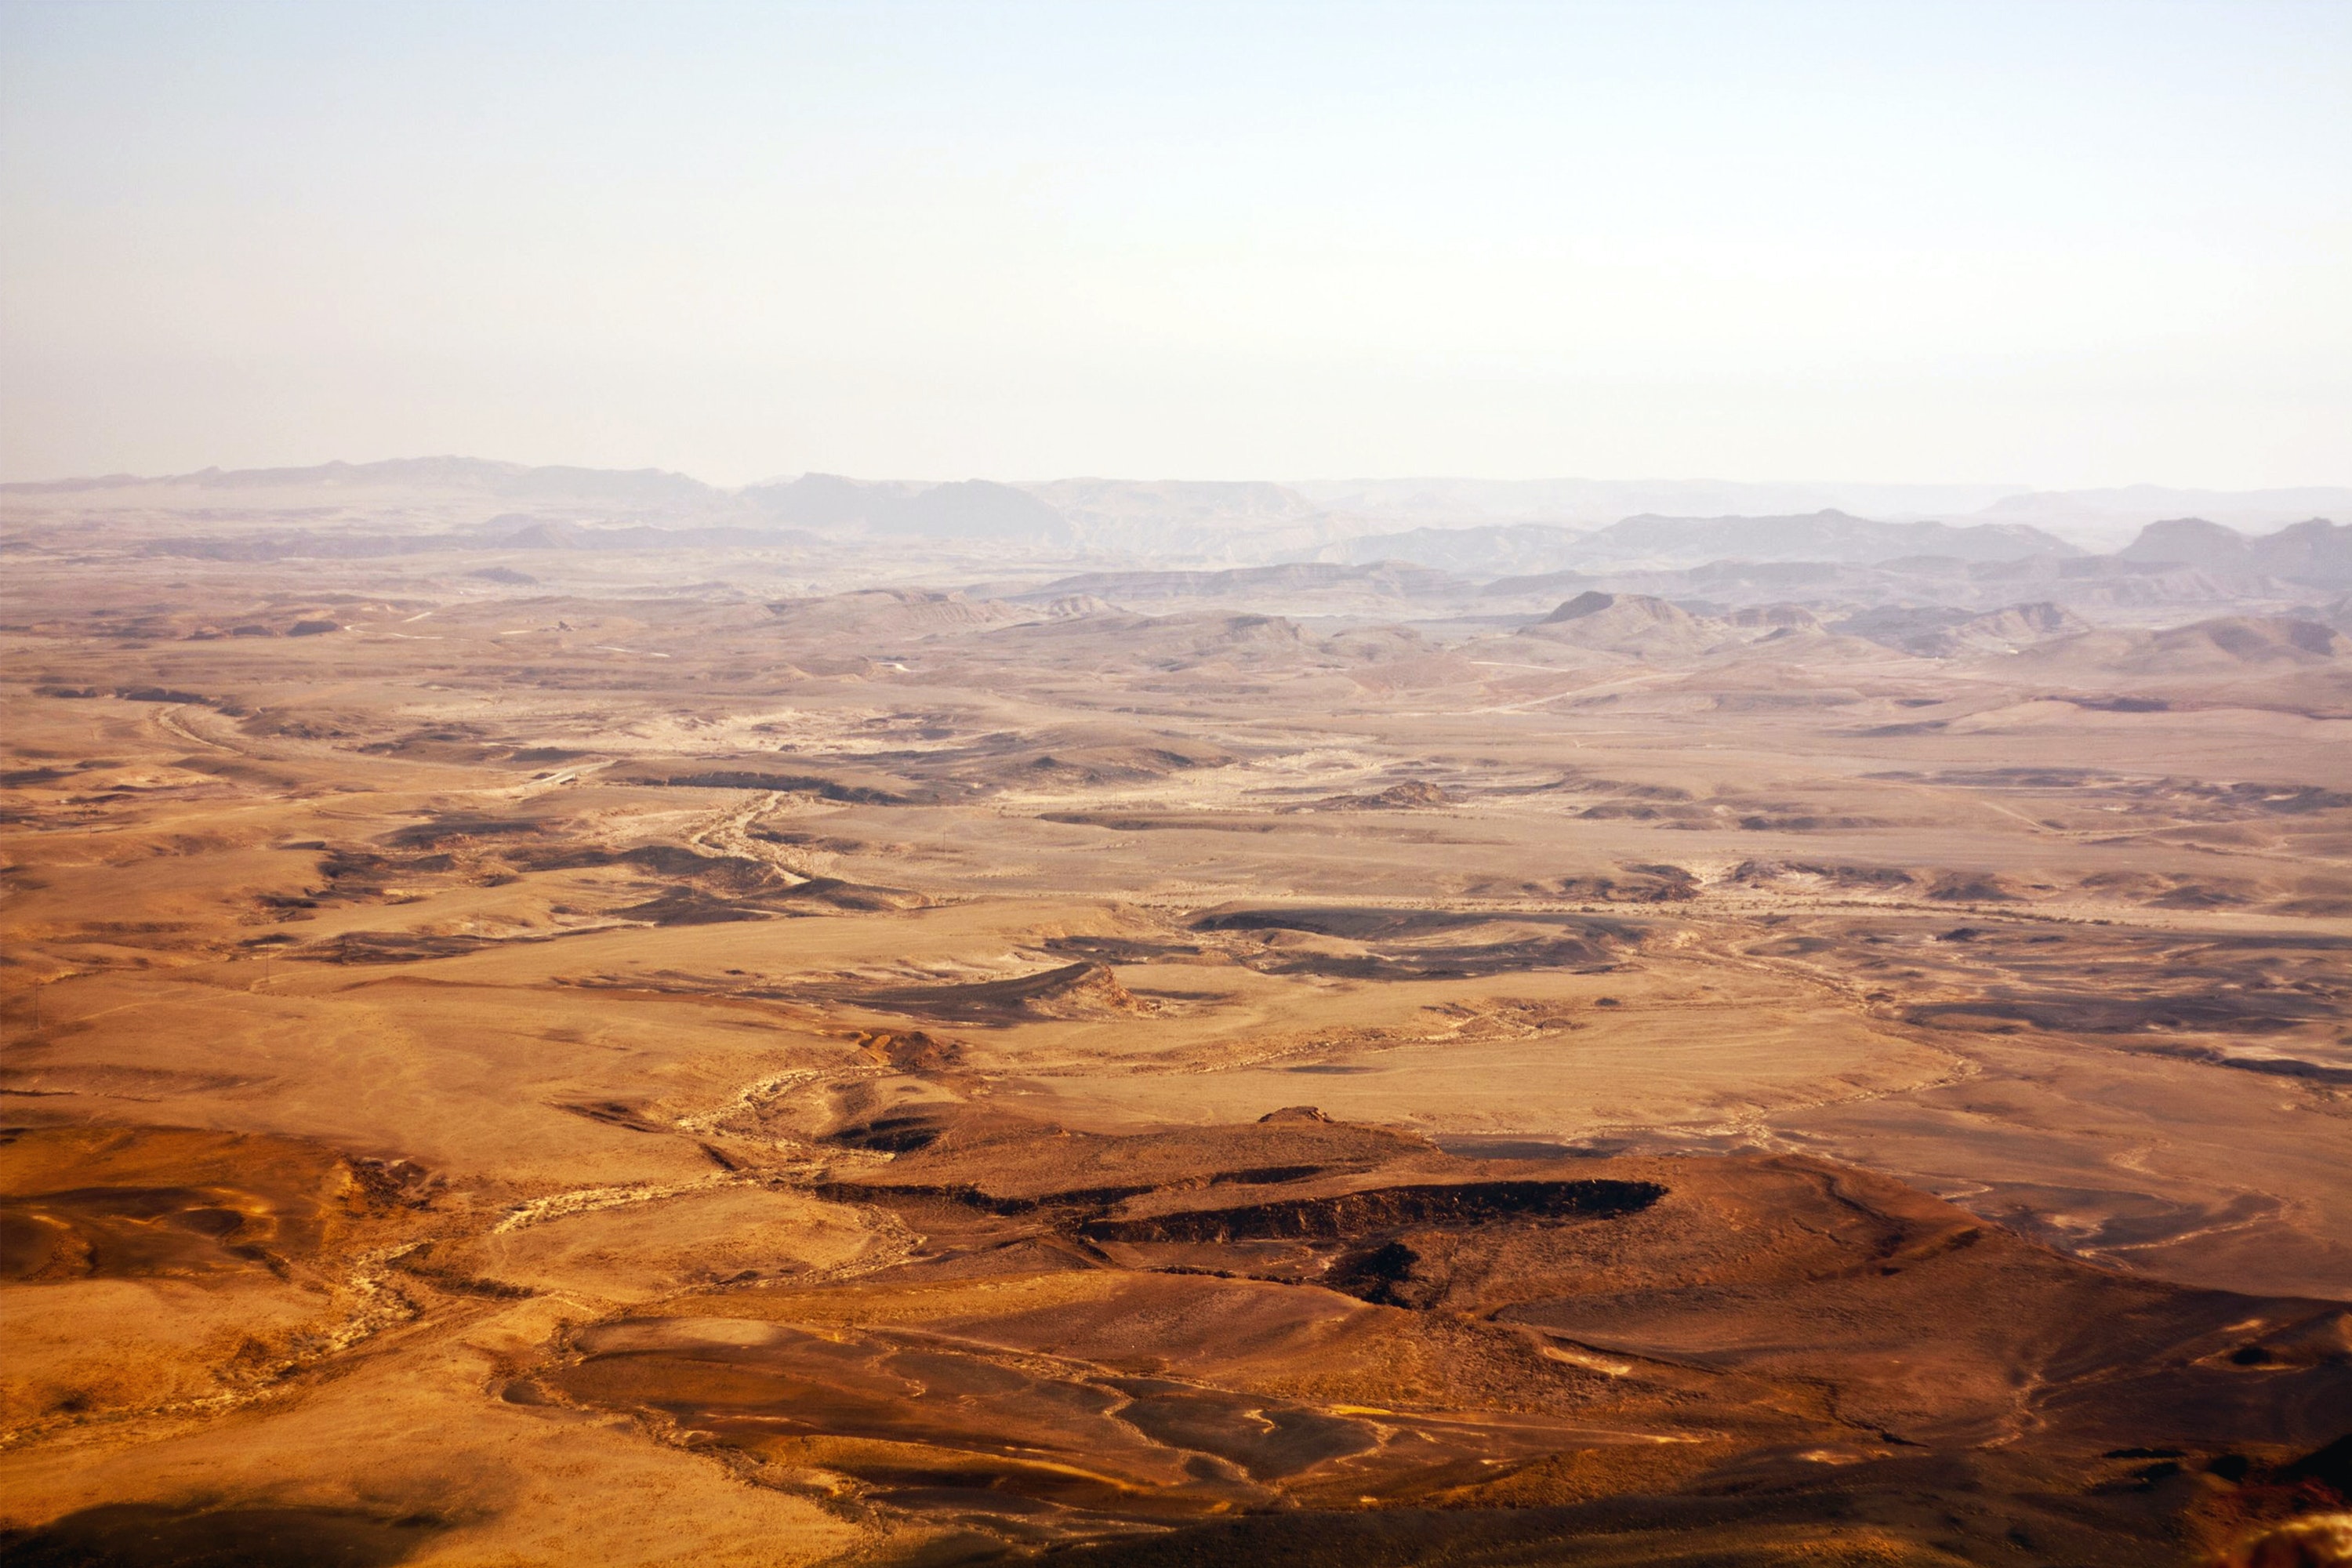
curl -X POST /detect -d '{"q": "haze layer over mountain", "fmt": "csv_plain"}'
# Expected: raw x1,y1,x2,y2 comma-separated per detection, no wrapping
9,456,2348,560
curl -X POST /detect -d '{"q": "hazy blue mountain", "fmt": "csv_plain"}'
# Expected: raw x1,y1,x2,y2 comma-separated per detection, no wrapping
2118,517,2351,586
1306,510,2071,574
743,474,1075,545
0,456,720,506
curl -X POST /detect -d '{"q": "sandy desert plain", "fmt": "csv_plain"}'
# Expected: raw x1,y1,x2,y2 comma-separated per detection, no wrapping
2,465,2350,1567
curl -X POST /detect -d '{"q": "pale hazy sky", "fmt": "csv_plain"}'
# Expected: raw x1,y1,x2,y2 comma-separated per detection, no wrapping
2,0,2347,487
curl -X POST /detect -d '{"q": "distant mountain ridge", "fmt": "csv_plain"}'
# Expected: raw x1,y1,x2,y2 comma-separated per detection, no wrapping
1315,510,2074,573
5,458,2342,575
744,474,1074,545
1296,477,2352,549
1976,485,2352,547
1318,523,1589,573
2118,517,2352,587
0,456,720,506
1587,510,2076,566
1289,477,2025,525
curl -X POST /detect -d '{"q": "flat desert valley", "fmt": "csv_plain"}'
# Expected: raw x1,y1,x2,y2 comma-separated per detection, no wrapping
3,466,2350,1566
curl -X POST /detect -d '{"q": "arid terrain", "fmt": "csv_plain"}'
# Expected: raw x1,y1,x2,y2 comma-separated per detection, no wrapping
3,464,2350,1566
